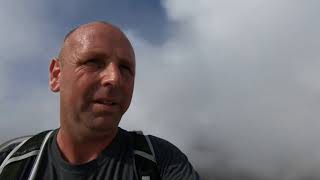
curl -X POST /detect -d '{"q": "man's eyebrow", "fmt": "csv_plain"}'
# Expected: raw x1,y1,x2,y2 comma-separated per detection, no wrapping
79,50,111,59
118,55,135,64
121,59,134,66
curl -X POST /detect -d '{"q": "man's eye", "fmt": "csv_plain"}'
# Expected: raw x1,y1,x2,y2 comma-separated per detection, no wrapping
85,59,103,68
120,65,132,74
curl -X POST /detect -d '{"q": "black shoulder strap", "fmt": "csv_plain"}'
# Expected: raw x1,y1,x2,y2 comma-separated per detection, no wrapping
131,131,161,180
12,130,51,157
0,135,32,154
0,130,53,180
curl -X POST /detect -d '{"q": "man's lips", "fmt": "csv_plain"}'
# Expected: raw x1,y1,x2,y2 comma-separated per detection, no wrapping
93,99,117,105
91,98,120,114
92,97,120,107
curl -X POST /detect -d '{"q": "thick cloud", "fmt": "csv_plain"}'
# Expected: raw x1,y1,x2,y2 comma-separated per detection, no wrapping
124,0,320,179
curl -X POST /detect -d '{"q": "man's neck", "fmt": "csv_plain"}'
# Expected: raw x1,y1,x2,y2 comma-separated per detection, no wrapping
56,127,118,165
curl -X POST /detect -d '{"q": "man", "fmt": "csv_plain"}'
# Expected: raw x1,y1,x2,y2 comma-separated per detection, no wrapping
0,21,200,180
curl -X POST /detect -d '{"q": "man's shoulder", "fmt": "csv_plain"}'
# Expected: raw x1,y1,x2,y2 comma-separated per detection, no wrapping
146,134,188,164
147,135,184,156
0,130,54,164
140,134,200,180
121,128,183,156
0,135,32,162
0,142,19,164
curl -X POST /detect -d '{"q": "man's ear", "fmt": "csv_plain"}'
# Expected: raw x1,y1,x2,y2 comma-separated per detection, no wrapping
49,58,61,92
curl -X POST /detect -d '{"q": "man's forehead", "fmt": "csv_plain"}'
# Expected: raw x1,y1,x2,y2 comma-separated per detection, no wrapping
62,22,135,58
65,22,120,42
66,24,120,46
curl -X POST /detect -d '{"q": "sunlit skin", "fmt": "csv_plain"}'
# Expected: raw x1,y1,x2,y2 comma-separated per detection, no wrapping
49,22,135,164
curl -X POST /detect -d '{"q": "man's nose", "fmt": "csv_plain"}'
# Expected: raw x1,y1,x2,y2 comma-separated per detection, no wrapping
101,63,121,87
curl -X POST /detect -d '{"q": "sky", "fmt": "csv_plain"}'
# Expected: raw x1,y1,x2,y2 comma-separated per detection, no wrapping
1,0,320,179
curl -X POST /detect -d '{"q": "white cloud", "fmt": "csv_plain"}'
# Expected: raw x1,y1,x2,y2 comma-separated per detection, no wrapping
0,1,60,142
0,88,59,143
123,0,320,179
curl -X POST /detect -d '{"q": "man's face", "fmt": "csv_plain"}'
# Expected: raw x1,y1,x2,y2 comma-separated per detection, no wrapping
50,24,135,135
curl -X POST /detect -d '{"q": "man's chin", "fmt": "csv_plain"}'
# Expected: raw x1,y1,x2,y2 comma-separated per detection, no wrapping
85,116,120,132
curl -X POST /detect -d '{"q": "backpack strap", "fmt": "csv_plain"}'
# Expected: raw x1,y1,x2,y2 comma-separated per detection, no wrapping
0,135,32,153
0,130,53,180
131,131,161,180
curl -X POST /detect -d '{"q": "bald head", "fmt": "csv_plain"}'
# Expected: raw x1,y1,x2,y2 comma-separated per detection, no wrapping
49,21,136,136
58,21,135,66
63,21,122,42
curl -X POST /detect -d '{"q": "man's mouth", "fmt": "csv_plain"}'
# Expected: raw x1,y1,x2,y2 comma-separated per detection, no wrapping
94,99,117,106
